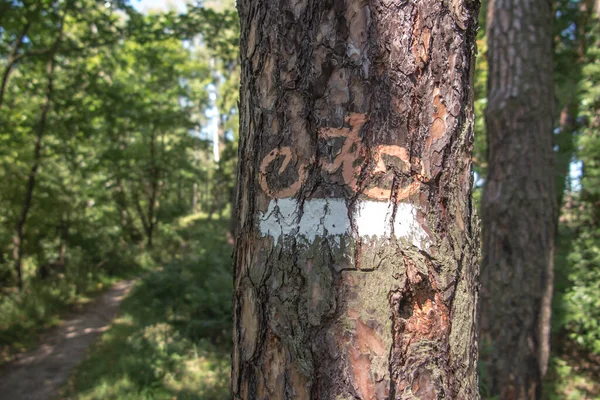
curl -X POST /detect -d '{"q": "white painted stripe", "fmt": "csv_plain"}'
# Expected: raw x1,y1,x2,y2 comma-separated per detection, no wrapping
258,198,429,250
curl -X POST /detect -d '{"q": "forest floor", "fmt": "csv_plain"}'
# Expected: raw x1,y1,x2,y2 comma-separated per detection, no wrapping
59,215,232,400
0,279,135,400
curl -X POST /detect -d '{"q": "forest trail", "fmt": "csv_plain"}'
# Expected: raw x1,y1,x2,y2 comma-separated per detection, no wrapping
0,280,136,400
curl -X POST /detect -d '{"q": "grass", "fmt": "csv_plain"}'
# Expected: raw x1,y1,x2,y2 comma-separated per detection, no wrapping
61,214,233,399
0,260,146,366
544,355,600,400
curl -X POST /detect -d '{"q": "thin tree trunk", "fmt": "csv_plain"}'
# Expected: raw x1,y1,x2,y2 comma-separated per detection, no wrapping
555,104,577,210
133,192,150,241
58,210,70,265
193,127,200,213
192,181,199,213
113,131,138,242
480,0,556,397
0,21,31,110
13,7,67,290
177,176,183,208
116,177,135,239
233,0,481,398
147,130,158,248
555,0,594,211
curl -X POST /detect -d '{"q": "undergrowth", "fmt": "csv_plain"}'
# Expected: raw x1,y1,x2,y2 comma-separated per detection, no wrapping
61,214,233,399
0,250,154,365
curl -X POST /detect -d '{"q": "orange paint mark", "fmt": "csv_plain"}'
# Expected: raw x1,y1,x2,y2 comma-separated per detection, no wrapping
364,145,421,201
372,145,410,173
395,181,422,201
320,113,368,191
258,113,427,203
259,147,308,198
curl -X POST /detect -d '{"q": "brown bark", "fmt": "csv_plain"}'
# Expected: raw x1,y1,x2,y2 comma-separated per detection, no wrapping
193,127,200,213
480,0,556,397
134,192,151,242
233,0,481,398
147,130,159,248
132,127,162,249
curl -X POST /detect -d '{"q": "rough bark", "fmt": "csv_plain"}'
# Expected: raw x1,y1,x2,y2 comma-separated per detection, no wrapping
480,0,556,397
233,0,481,398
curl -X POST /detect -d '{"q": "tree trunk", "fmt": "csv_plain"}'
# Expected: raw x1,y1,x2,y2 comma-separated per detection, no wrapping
147,130,158,249
554,0,594,213
480,0,556,397
232,0,481,398
193,126,200,213
0,20,31,110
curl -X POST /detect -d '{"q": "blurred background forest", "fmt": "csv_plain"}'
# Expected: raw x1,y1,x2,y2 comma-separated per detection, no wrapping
0,0,599,399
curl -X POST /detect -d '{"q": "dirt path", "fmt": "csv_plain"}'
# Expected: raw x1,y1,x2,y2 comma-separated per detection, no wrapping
0,280,136,400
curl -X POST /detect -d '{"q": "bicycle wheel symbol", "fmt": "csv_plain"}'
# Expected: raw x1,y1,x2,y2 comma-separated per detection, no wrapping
259,147,308,199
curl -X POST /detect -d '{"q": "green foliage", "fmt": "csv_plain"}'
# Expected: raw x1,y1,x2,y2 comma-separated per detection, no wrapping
0,250,149,364
544,356,600,399
473,0,600,395
547,9,600,398
62,216,232,400
0,0,239,364
555,19,600,358
564,223,600,353
472,0,488,197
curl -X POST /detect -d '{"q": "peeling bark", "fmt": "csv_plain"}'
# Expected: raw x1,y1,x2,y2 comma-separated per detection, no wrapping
233,0,480,398
481,0,556,397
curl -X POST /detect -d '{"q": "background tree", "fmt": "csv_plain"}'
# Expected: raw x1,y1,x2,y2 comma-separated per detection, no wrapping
480,0,556,398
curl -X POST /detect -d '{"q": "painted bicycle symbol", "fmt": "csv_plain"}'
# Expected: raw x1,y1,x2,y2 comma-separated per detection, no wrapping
259,113,423,201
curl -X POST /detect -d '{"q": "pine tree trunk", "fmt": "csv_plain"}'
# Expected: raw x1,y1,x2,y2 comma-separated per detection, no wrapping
481,0,556,397
233,0,481,398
